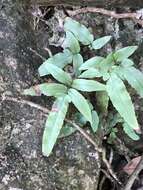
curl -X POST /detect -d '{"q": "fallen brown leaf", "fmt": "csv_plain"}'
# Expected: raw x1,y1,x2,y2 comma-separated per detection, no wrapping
123,156,141,175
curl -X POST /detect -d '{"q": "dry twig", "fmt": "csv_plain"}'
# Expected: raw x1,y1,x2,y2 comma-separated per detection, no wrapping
68,8,143,26
102,148,122,185
28,47,46,61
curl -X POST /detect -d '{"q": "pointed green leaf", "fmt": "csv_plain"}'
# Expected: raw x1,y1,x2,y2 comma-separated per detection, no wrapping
96,91,109,113
59,123,77,138
79,68,102,78
98,53,114,81
114,46,138,62
38,59,52,77
64,17,94,45
59,112,87,138
79,56,104,70
39,83,67,97
92,36,112,50
73,112,87,126
106,74,139,130
91,110,99,132
68,88,92,123
73,54,83,77
99,52,114,69
23,87,37,96
121,58,134,67
123,122,140,141
87,100,94,111
23,83,67,97
102,73,110,81
87,53,113,80
63,31,80,54
112,66,125,80
108,129,118,144
99,53,114,81
54,49,73,68
107,113,123,130
72,79,106,92
39,63,72,85
42,96,69,156
38,49,72,76
123,67,143,98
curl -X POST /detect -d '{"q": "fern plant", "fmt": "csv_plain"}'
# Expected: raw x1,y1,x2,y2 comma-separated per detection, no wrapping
24,17,143,156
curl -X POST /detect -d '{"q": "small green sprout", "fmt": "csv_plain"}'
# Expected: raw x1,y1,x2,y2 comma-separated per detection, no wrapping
24,17,143,156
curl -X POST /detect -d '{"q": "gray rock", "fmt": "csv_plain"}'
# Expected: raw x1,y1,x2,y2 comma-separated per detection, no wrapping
0,1,100,190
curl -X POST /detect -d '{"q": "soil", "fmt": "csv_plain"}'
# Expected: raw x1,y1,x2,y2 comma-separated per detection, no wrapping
0,1,143,190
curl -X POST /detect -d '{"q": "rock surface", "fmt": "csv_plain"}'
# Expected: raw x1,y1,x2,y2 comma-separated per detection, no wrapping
0,1,101,190
32,0,143,8
0,1,143,190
